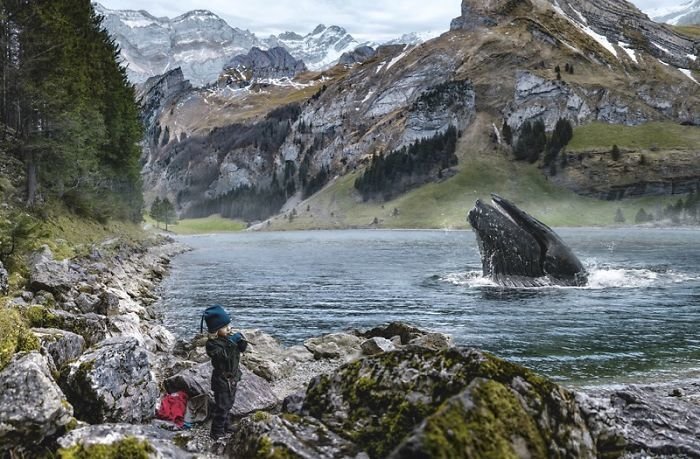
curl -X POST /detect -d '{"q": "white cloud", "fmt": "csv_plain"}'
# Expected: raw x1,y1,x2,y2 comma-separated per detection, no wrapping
96,0,683,42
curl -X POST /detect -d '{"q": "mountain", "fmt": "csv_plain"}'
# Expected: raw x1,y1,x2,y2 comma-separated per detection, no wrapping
221,47,308,87
263,24,371,70
138,0,699,225
93,3,262,86
648,0,700,26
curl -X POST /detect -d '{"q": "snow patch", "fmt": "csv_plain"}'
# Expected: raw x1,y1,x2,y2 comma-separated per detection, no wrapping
362,90,375,104
652,42,671,54
552,1,617,58
123,19,159,28
679,68,699,85
618,42,638,64
687,54,697,61
385,46,412,71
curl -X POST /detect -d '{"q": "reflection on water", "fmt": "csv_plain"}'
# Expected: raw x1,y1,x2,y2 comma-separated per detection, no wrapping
156,228,700,386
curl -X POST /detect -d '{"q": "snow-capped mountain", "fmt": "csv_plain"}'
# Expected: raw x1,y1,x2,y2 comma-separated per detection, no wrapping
384,31,443,46
647,0,700,26
94,3,262,86
263,25,372,71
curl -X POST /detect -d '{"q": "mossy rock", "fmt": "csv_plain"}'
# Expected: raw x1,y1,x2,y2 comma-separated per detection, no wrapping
303,346,606,458
0,306,40,370
57,437,153,459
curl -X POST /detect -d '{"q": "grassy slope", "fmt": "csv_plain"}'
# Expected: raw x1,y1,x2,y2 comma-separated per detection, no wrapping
144,214,247,235
263,120,696,231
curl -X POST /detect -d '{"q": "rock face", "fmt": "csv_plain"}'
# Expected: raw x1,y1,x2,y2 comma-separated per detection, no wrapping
222,47,307,87
580,382,700,457
0,352,74,451
94,3,262,86
60,337,159,424
33,328,85,372
338,45,376,66
227,346,618,458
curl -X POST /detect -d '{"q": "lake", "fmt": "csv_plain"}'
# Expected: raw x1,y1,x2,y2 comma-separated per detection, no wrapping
157,228,700,387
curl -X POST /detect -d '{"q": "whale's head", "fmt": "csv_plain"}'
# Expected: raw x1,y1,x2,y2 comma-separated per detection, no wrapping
467,194,587,286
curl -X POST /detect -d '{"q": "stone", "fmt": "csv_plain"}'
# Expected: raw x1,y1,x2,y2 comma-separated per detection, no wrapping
579,383,700,457
60,337,160,424
57,423,192,459
0,352,74,451
238,329,314,381
360,337,396,355
408,332,453,350
225,413,360,459
146,324,177,353
304,333,362,360
28,246,79,295
23,307,109,347
164,361,278,417
33,328,85,371
302,346,609,459
358,322,425,345
75,292,100,314
97,289,121,316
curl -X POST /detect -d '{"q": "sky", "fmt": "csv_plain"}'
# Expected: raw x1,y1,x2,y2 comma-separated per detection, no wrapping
97,0,685,42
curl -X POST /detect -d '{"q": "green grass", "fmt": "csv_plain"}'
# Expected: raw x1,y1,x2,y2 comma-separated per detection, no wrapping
568,122,700,151
146,214,246,235
671,25,700,38
267,152,686,230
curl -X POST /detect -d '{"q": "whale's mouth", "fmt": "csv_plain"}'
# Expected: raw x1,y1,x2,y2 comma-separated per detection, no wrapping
467,194,587,287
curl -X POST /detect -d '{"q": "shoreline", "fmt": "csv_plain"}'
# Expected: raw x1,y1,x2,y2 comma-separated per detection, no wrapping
1,234,699,457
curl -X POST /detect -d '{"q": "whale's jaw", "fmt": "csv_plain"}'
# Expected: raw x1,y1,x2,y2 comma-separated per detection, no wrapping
468,195,587,287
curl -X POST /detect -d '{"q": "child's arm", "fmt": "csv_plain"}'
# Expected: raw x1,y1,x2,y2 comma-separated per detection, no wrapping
228,332,248,352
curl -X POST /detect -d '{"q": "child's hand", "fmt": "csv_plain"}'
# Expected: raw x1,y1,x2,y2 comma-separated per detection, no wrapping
227,332,244,344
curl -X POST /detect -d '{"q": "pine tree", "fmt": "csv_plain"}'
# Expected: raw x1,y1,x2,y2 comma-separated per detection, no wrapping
611,144,621,161
502,120,513,146
614,208,625,223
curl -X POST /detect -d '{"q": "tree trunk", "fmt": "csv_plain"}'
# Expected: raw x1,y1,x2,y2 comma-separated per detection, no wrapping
25,148,37,206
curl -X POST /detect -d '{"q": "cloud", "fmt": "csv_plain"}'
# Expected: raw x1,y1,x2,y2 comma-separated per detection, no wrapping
96,0,680,42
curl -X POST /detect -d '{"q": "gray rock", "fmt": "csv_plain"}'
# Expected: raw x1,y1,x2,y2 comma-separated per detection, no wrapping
33,328,85,371
97,289,121,316
57,423,193,458
408,332,453,350
579,382,700,457
0,352,74,451
164,361,278,417
304,333,362,361
28,246,79,295
302,346,610,458
50,310,110,347
225,413,360,459
239,329,314,381
360,337,396,355
60,337,159,424
75,292,100,313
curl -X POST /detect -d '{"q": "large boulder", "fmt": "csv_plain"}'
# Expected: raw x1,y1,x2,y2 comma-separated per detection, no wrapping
357,322,426,345
238,329,314,381
28,246,79,294
580,383,700,457
225,412,361,459
164,361,278,417
60,337,159,424
0,352,74,451
23,305,109,347
302,346,619,458
57,423,192,458
33,328,85,371
360,337,396,356
304,333,362,361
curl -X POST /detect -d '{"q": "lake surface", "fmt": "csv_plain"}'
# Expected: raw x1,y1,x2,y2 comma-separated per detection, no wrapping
157,228,700,387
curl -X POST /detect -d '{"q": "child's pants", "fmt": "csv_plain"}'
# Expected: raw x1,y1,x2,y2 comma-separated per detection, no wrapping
211,382,237,438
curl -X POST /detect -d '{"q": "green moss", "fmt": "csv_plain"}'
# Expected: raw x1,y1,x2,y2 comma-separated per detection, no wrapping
280,413,302,424
57,437,153,459
172,434,189,449
0,306,40,370
64,418,79,433
420,380,547,459
252,411,271,422
22,305,60,328
254,435,295,459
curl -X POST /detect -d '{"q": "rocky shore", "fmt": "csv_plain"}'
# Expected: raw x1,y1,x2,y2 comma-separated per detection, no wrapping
1,236,699,458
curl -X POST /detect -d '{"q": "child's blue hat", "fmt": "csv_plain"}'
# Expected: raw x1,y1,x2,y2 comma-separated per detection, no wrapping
200,305,231,334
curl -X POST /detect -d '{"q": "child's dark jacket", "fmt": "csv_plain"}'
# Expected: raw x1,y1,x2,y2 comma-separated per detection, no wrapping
206,336,247,392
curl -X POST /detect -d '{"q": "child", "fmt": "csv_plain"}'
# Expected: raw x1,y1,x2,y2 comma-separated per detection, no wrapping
201,305,248,440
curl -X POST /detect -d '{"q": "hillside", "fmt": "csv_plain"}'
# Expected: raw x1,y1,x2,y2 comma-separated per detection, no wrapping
138,0,700,229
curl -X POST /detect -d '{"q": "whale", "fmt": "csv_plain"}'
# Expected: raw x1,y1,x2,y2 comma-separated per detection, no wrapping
467,194,588,287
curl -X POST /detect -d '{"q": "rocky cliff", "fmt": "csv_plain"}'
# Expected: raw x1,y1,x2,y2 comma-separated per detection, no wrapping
139,0,700,223
221,47,308,87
